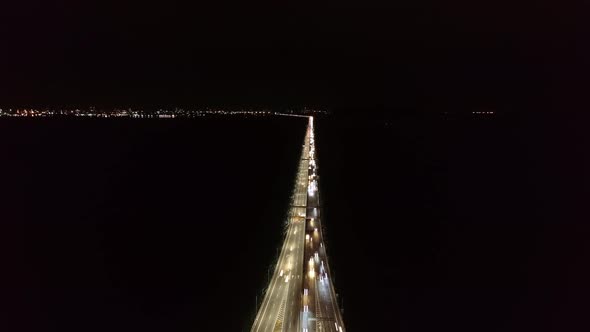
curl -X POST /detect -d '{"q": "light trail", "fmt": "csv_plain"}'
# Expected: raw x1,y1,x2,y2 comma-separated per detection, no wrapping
251,116,345,332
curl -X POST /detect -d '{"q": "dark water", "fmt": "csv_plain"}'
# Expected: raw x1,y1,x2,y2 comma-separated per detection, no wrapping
2,115,589,331
2,117,305,331
318,114,590,332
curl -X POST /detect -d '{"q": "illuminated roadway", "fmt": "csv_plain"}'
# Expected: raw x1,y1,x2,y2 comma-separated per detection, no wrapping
251,117,345,332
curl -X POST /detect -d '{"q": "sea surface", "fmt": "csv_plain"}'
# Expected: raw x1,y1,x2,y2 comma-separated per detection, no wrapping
2,114,588,332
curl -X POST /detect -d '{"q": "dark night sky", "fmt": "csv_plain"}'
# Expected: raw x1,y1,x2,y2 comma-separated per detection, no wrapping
1,0,587,110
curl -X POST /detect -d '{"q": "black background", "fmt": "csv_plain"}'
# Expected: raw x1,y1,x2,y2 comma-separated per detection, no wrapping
318,114,590,331
0,1,588,111
2,117,304,331
2,114,590,331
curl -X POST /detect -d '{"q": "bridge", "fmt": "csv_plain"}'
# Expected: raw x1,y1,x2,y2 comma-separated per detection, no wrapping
251,117,346,332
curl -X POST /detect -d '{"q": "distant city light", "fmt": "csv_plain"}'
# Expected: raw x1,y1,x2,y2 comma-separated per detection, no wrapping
0,107,328,118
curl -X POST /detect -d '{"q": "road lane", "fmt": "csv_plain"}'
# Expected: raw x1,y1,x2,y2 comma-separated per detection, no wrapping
251,129,311,332
252,118,344,332
302,117,346,332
